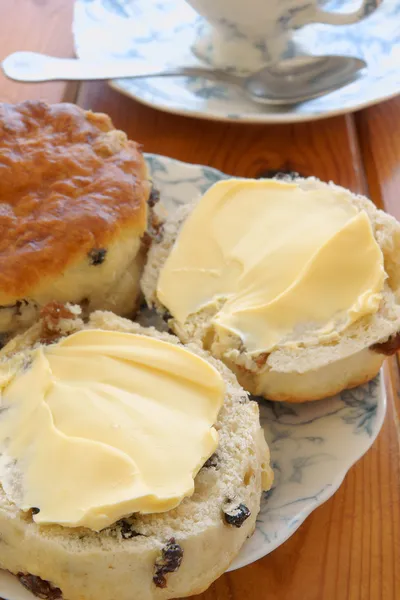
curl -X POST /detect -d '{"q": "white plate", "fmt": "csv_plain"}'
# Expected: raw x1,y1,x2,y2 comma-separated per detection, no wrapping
0,154,387,599
73,0,400,123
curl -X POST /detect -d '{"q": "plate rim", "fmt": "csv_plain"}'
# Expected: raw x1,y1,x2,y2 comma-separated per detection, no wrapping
230,375,387,569
110,79,399,125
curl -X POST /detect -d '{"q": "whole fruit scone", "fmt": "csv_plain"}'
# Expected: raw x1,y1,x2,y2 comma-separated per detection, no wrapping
0,101,155,338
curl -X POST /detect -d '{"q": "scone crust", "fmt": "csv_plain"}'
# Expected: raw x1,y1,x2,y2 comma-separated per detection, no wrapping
0,101,150,304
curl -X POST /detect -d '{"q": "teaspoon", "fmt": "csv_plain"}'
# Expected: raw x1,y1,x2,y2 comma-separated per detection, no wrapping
2,51,367,106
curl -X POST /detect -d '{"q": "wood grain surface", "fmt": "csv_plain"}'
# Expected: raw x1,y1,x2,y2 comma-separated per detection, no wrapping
356,98,400,218
0,1,399,599
0,0,77,104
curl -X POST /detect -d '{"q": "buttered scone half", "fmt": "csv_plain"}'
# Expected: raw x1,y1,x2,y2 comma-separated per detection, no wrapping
0,101,156,338
0,303,272,600
142,177,400,402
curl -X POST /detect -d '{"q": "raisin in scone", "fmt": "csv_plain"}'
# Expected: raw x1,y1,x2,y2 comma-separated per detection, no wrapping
0,303,273,600
142,177,400,402
0,101,155,338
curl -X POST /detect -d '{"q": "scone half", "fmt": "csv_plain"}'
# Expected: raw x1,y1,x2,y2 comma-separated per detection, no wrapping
0,303,273,600
142,176,400,402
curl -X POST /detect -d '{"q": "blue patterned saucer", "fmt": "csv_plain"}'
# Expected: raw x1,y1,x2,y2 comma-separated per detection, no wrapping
73,0,399,123
0,155,388,598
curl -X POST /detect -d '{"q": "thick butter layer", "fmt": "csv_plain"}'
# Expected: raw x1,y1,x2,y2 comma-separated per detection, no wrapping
0,330,224,530
157,180,385,353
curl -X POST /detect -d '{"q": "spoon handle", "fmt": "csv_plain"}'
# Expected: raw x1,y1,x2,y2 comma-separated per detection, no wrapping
2,52,174,82
1,51,234,84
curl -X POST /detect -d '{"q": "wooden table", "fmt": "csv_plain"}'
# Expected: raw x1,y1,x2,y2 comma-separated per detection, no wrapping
1,1,400,599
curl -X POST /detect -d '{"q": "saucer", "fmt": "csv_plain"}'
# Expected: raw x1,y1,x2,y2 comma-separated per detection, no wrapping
73,0,400,123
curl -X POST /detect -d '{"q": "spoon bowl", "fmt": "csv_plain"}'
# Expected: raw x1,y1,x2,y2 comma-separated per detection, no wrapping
243,55,367,104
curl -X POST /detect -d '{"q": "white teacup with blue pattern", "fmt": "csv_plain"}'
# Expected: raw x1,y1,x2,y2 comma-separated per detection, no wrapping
186,0,378,69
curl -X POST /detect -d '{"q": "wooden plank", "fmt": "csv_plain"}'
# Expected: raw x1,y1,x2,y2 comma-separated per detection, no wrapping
355,99,400,597
76,82,400,600
355,98,400,217
0,0,77,104
356,97,400,421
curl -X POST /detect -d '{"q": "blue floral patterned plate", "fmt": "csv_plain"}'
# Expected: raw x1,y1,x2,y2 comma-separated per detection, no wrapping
0,154,387,600
73,0,400,123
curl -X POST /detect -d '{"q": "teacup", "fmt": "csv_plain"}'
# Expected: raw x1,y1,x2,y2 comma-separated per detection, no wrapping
186,0,378,70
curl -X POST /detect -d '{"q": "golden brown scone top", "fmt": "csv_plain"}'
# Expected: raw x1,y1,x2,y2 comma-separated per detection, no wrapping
0,101,150,302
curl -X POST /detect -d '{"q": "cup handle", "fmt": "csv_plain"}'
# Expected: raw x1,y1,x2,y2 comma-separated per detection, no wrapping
314,0,378,25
